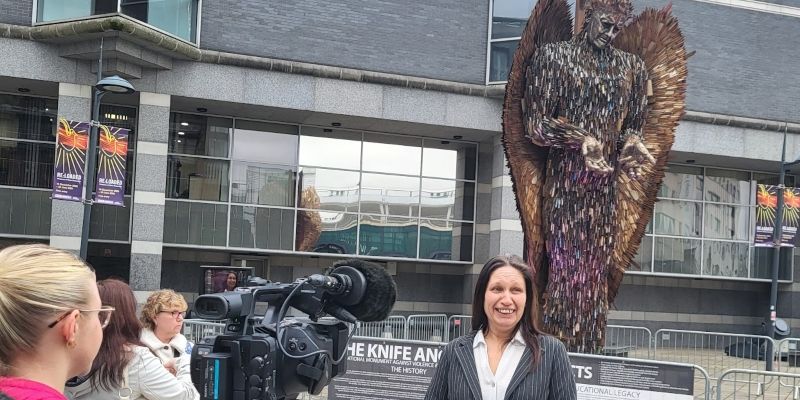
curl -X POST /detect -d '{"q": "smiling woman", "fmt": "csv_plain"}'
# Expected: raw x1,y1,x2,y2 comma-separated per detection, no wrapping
425,255,577,400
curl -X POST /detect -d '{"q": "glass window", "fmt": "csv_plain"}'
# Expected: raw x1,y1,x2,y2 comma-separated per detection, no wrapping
299,167,359,213
169,114,231,158
488,41,517,83
0,95,57,142
703,204,749,241
420,179,475,221
121,0,199,42
704,241,748,278
0,140,55,189
37,0,94,21
306,211,358,255
299,127,361,170
0,187,51,236
653,237,701,275
422,140,477,180
232,120,298,165
166,156,229,202
358,215,418,258
750,247,792,280
705,168,750,205
419,219,473,262
360,173,420,217
753,172,796,188
229,206,294,250
89,197,131,241
231,162,296,207
653,200,702,237
163,200,227,246
632,235,653,272
362,133,422,175
658,165,703,200
492,0,536,39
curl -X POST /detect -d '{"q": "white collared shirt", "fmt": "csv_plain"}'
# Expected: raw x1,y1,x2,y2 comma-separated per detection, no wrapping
473,330,526,400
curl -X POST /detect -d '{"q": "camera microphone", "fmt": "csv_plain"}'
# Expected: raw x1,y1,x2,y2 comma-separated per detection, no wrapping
307,259,397,323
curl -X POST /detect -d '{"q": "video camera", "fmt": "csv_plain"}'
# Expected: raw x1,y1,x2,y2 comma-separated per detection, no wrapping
189,259,397,400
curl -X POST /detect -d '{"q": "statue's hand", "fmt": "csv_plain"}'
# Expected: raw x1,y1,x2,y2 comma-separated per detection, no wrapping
618,136,656,180
581,136,613,175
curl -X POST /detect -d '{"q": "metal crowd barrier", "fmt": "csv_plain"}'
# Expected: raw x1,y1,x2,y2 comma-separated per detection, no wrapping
604,325,653,359
446,314,473,342
182,319,227,343
353,315,406,339
405,314,448,342
716,369,800,399
776,338,800,373
653,328,776,392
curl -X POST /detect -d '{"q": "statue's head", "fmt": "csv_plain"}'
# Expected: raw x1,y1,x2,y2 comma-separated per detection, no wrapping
583,0,633,49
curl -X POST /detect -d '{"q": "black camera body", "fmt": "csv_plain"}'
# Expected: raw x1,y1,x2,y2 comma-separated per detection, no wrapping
189,271,360,400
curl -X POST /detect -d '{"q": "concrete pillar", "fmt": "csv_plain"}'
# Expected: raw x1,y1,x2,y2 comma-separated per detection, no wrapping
50,83,92,254
488,135,523,257
129,92,170,291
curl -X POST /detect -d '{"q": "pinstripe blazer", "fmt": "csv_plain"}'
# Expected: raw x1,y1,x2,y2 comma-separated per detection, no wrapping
424,333,577,400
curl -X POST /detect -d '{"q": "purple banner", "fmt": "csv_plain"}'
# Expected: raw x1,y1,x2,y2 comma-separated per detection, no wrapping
94,124,129,206
52,119,90,202
754,184,800,248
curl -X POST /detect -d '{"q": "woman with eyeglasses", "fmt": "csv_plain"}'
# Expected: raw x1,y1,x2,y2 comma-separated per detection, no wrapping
139,289,193,375
0,244,107,400
65,279,199,400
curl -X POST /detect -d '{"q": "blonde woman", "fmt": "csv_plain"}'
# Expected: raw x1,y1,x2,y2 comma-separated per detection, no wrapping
139,290,193,369
65,280,198,400
0,244,110,400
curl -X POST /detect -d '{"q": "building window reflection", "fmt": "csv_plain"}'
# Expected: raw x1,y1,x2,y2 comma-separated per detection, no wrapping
163,112,478,263
36,0,200,43
635,164,794,282
0,93,57,239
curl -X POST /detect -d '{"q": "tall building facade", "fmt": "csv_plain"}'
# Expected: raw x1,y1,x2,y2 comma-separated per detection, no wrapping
0,0,798,334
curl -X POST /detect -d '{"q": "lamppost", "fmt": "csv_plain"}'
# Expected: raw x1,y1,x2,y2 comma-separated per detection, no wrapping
78,54,136,260
766,124,796,371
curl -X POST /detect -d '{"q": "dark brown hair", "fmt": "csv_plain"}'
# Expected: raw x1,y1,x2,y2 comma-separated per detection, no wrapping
471,255,544,366
86,279,143,391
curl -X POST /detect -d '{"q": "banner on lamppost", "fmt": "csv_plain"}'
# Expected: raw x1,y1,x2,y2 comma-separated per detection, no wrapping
94,124,129,206
755,184,800,247
52,118,90,202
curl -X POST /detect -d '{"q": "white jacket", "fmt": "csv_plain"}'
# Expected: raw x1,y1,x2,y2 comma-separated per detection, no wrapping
64,346,199,400
140,329,193,364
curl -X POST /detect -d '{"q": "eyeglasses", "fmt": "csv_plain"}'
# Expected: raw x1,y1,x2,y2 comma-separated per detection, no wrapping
159,310,187,319
47,306,116,329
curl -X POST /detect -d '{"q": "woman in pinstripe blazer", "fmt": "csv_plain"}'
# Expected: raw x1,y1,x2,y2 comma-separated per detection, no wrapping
425,255,576,400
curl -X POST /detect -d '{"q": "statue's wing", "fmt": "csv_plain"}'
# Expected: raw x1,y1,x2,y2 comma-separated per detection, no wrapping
607,6,689,303
502,0,572,297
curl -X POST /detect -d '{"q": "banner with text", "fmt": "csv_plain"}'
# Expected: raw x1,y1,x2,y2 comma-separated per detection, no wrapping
570,354,695,400
94,124,129,206
755,184,800,247
330,337,443,400
52,118,90,202
329,338,696,400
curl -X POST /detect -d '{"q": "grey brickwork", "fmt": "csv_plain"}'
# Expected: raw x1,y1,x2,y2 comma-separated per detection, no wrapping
0,0,31,26
199,0,489,84
129,93,170,291
50,84,92,253
633,0,800,124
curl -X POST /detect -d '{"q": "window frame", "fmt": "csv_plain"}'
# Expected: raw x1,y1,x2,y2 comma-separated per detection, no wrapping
32,0,203,45
163,111,480,265
632,163,795,283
